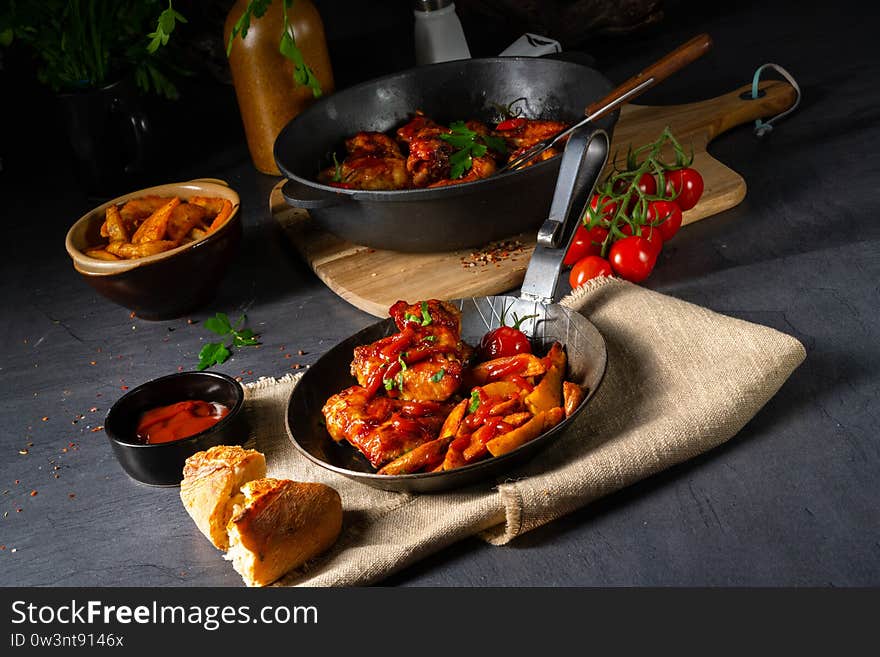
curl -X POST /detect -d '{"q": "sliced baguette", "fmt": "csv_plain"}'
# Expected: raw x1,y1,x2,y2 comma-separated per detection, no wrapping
226,479,342,587
179,445,266,550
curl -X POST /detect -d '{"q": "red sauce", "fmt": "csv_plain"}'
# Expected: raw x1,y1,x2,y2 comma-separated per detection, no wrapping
136,400,229,444
483,356,528,381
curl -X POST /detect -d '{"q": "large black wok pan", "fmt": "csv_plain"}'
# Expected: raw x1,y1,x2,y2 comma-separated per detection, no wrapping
274,56,617,252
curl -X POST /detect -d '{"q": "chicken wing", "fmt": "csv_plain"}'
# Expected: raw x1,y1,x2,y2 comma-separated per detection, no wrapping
498,118,568,167
351,300,470,401
318,131,410,190
321,385,450,468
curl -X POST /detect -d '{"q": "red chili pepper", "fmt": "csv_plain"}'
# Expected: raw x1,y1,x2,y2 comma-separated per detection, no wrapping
496,117,527,131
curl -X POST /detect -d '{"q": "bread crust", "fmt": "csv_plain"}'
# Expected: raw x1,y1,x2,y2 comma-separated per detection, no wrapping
179,445,266,550
227,479,343,587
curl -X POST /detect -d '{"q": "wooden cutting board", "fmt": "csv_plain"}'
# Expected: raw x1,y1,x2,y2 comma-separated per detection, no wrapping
272,80,797,317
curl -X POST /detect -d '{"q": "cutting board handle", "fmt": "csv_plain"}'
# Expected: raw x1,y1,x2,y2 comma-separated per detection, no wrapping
692,79,798,141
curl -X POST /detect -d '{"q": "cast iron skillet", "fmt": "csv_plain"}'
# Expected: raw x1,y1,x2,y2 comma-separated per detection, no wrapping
286,126,610,493
274,56,617,253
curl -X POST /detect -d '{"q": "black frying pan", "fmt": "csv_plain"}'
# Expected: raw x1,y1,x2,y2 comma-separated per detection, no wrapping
274,56,617,252
286,127,611,493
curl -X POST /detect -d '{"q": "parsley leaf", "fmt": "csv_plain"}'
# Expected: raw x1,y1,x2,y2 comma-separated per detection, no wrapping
147,2,188,54
198,343,230,371
204,312,233,336
440,121,508,179
196,313,261,370
420,301,433,326
468,390,481,413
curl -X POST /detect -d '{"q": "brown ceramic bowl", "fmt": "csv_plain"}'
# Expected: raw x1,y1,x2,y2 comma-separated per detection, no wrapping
64,178,242,320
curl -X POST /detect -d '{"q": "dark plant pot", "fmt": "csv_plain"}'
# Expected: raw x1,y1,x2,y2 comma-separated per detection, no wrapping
56,77,152,197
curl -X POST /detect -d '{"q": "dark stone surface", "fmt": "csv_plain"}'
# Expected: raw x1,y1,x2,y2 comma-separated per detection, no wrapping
0,0,877,586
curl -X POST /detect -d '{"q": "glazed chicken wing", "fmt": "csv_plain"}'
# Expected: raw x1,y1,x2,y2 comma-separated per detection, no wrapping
322,385,450,468
498,118,568,167
351,300,469,402
318,131,409,190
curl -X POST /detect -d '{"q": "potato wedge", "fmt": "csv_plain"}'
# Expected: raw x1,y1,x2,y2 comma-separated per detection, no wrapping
379,399,468,474
562,381,584,417
120,195,175,225
525,342,566,414
131,197,180,244
501,411,533,428
189,196,226,215
106,240,178,258
167,203,208,241
480,380,523,398
188,226,208,241
104,204,129,243
485,412,545,457
470,353,546,385
378,434,454,475
208,199,233,232
84,248,121,261
543,406,564,430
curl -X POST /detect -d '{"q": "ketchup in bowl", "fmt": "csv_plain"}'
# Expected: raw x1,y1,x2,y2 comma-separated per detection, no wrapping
136,400,230,444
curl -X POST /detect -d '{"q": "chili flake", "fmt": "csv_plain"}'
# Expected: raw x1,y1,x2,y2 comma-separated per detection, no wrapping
460,239,527,268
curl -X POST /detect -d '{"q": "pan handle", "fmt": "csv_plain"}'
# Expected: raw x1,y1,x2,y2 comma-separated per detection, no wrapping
282,178,349,210
520,126,610,304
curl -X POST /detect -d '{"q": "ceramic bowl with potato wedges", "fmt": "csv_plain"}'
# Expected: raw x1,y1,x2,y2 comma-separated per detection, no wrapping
65,178,241,320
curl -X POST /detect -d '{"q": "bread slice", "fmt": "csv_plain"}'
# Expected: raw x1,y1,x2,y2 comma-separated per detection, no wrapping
226,479,343,587
179,445,266,550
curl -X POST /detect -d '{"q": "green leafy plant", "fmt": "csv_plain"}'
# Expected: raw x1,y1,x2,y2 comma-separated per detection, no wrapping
0,1,184,98
197,312,260,371
0,0,320,99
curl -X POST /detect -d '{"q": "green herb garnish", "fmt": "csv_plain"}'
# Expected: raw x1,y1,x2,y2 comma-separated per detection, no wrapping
197,313,261,370
331,152,343,182
420,301,433,326
421,335,437,343
440,121,508,179
468,390,481,413
430,368,446,383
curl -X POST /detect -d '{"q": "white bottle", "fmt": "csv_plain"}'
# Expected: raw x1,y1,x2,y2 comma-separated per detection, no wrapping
413,0,471,66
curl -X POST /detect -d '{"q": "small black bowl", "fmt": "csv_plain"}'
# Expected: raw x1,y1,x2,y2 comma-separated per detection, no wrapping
104,371,248,486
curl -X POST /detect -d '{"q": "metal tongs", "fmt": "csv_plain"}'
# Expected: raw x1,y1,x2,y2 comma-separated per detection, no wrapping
500,33,714,174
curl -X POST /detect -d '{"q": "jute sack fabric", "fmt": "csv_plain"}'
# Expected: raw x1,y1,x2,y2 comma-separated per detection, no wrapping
242,277,806,586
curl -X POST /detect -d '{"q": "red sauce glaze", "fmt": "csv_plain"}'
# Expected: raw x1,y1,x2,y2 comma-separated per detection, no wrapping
136,400,229,444
483,356,528,381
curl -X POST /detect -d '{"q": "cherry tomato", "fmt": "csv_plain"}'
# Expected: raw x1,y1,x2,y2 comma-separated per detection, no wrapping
569,255,613,289
646,199,683,241
620,223,663,254
564,224,609,266
636,172,657,196
664,167,704,211
612,173,657,213
589,194,618,222
479,325,531,360
609,236,658,283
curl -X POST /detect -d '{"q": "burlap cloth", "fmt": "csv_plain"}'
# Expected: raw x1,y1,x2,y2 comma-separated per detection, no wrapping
243,277,806,586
